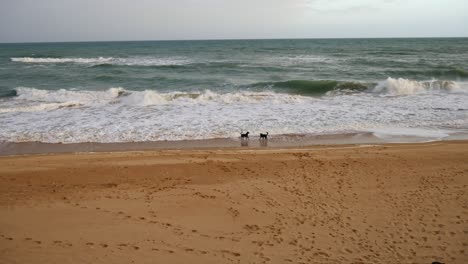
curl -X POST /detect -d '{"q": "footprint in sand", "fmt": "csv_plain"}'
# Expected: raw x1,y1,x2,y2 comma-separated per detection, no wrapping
221,249,241,257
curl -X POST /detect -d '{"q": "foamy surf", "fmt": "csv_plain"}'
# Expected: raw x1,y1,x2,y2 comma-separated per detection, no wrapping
0,102,82,113
1,82,467,143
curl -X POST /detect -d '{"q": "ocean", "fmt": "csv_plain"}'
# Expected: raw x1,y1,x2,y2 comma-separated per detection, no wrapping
1,38,468,144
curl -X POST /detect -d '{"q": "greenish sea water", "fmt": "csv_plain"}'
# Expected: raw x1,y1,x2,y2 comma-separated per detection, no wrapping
0,38,467,143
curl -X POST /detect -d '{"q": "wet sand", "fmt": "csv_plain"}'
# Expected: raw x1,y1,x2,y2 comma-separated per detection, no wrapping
0,132,384,156
0,141,467,263
2,130,467,156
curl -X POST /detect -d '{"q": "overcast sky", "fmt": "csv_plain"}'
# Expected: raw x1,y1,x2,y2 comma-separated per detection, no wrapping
0,0,467,42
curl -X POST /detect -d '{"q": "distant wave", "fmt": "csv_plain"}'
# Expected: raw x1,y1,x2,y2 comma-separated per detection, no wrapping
10,56,192,66
451,68,468,78
11,57,468,81
385,68,468,79
11,57,113,64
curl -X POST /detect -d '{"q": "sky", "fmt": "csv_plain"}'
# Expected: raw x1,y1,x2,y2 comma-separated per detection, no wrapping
0,0,467,42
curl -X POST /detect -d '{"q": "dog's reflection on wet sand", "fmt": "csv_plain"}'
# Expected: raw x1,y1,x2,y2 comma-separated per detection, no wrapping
240,138,249,147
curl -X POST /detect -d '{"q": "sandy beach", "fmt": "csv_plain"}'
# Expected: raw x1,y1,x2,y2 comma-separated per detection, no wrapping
0,141,467,264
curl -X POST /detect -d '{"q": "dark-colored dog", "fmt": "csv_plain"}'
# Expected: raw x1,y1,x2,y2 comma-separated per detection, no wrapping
240,131,250,139
259,132,269,140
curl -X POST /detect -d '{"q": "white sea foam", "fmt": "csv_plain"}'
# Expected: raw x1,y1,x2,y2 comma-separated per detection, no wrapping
369,127,451,140
11,57,192,66
122,90,306,106
11,57,113,64
373,77,467,95
262,55,334,67
15,87,124,104
0,102,82,113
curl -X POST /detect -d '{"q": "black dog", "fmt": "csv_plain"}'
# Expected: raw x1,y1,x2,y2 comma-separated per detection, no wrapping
259,132,269,140
240,131,250,139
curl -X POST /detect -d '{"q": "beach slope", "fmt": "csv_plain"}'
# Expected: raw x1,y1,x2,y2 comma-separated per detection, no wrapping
0,141,467,263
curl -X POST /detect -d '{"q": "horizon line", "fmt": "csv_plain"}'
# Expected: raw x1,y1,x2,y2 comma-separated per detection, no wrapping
1,36,467,44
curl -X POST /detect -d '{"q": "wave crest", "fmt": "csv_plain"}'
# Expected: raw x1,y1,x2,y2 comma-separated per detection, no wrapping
251,80,369,95
251,78,467,96
373,78,466,95
122,90,305,106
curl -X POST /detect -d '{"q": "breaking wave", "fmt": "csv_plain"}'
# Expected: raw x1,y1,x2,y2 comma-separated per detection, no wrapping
14,87,125,103
0,87,306,113
251,78,466,95
373,78,467,95
1,78,466,113
7,79,468,101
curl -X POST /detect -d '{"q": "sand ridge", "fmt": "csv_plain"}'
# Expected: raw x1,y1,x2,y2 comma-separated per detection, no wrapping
0,141,467,263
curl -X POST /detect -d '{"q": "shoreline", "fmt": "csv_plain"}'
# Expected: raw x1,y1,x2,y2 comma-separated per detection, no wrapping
2,131,467,156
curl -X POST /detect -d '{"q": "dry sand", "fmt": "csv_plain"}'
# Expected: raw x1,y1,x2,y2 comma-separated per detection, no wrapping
0,141,467,264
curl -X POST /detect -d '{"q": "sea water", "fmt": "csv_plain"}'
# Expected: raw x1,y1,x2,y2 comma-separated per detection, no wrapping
0,38,467,143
